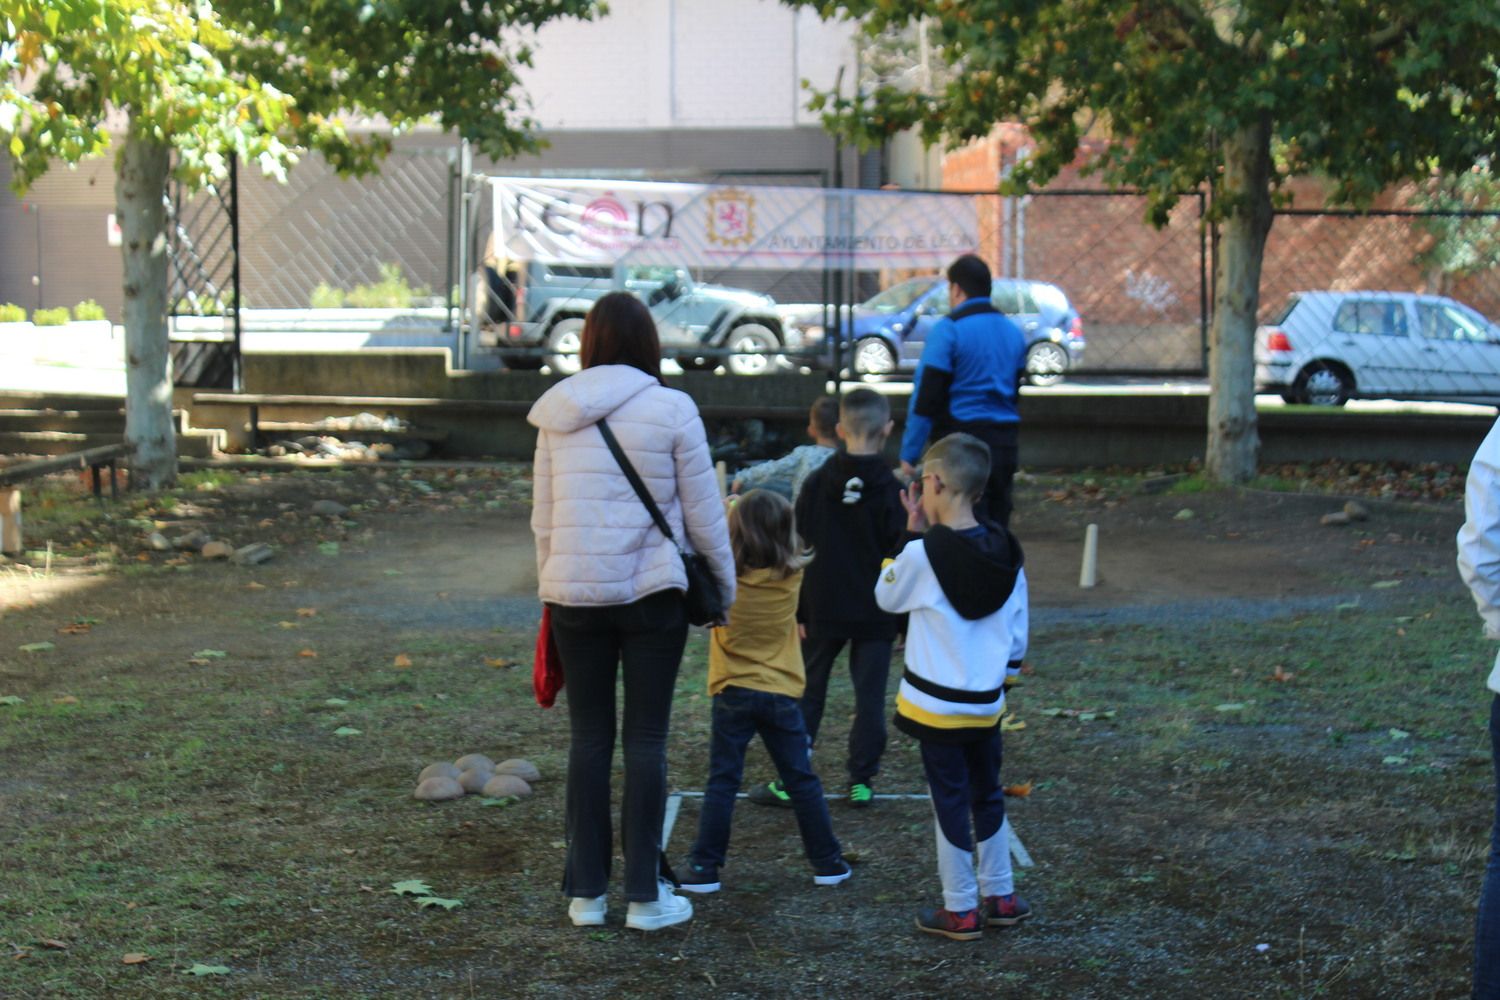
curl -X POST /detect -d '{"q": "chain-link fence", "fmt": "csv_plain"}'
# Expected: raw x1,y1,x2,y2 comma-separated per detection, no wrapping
1255,209,1500,404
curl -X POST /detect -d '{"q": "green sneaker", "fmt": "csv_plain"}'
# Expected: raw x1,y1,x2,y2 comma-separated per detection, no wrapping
747,780,792,808
847,782,874,808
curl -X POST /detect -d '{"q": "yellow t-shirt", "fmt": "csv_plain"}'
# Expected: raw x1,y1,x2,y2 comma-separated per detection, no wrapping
708,567,804,698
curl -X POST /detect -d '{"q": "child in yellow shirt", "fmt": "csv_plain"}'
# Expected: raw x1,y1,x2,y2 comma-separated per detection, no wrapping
677,489,851,893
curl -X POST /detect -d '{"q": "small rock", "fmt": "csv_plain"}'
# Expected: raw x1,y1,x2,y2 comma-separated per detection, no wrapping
482,774,532,799
146,532,172,552
1343,500,1370,522
200,540,233,560
311,499,350,517
173,529,211,551
1321,511,1352,526
1173,508,1195,521
493,758,541,783
230,542,275,566
458,768,492,793
413,776,465,801
455,753,494,773
418,762,462,783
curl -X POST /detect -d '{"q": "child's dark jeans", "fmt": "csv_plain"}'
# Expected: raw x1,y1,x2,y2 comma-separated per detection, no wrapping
800,636,893,786
691,685,842,870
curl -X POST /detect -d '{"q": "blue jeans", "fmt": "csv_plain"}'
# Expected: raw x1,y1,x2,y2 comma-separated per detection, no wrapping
1476,695,1500,998
549,590,687,903
691,685,842,870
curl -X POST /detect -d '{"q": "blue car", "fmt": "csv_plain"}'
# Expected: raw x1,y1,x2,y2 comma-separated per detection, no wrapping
797,276,1086,384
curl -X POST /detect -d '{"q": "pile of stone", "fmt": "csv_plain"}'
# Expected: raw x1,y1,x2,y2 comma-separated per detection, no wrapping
414,754,540,802
144,527,273,565
264,435,432,463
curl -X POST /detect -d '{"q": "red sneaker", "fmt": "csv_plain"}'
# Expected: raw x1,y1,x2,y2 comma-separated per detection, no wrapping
915,907,982,941
983,893,1033,927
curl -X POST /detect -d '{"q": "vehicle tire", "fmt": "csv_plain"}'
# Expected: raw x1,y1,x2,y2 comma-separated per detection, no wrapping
1025,341,1069,387
724,324,780,377
1293,363,1353,406
852,336,898,377
545,318,586,376
501,353,544,371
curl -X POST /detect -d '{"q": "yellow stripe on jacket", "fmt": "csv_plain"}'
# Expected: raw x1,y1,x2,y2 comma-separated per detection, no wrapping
895,690,1005,730
708,567,805,699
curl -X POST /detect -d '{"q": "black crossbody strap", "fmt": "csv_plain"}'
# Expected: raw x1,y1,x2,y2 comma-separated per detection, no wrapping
598,419,682,552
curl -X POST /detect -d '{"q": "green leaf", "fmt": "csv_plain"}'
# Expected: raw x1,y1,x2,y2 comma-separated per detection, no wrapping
333,726,361,736
184,963,230,976
478,797,517,807
1371,580,1402,590
417,896,462,910
1215,703,1246,712
0,695,23,706
390,879,434,897
1382,755,1409,766
19,642,55,653
193,649,228,659
324,698,350,707
318,541,341,556
1389,728,1411,740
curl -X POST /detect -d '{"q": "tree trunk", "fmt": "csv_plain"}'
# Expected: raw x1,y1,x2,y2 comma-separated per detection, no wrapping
1205,119,1275,484
116,119,177,490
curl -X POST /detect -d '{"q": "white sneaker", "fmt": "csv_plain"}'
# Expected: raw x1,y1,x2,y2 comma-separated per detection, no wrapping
625,879,693,931
568,895,607,927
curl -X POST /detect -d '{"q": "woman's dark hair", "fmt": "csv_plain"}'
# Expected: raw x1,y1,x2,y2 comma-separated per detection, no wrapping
729,489,812,579
580,292,663,381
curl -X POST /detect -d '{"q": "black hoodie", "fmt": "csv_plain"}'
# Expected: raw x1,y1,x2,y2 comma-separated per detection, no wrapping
794,451,906,639
921,522,1025,620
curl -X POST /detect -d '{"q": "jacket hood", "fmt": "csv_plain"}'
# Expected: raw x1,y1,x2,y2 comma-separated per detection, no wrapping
527,365,660,434
821,452,897,508
924,522,1025,620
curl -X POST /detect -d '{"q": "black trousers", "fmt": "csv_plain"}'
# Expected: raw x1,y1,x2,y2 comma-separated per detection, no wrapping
549,590,687,902
937,421,1019,527
800,636,893,786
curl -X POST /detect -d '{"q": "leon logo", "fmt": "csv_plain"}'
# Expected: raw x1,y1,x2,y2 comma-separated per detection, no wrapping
580,194,632,248
706,188,755,248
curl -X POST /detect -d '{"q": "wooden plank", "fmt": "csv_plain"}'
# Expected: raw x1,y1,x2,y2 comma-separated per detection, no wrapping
0,443,133,487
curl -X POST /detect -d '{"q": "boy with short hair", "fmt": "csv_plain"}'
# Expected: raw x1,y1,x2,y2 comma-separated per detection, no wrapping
750,387,905,808
731,395,839,500
876,432,1032,940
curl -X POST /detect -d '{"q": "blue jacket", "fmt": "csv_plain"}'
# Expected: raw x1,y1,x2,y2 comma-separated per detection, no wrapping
899,298,1027,465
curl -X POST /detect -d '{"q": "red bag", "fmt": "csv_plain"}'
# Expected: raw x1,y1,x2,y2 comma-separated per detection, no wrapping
533,605,564,708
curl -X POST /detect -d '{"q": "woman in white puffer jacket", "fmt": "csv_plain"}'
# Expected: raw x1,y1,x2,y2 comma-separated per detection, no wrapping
529,292,735,932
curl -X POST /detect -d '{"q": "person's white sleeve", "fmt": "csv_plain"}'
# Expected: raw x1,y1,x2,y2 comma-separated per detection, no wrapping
1459,419,1500,639
874,538,940,614
531,432,553,583
735,448,807,491
1007,568,1029,672
675,406,737,608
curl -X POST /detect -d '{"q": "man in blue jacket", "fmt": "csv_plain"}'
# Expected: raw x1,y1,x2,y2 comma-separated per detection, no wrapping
899,255,1027,527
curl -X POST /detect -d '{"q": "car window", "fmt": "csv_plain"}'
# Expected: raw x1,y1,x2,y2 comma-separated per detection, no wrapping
626,265,679,283
991,283,1024,314
1419,301,1492,343
862,278,936,314
1333,299,1407,337
1269,295,1301,325
1029,284,1069,313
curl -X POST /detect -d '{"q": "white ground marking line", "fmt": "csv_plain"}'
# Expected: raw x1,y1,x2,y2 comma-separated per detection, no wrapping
664,791,1034,868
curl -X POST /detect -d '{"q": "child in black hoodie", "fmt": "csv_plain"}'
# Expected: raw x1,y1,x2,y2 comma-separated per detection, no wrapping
875,432,1032,941
748,388,905,809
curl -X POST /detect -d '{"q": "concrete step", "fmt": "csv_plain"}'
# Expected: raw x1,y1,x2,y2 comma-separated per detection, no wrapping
0,392,125,412
0,409,130,434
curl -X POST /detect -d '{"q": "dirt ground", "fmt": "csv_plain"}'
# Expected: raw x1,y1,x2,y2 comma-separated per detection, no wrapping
0,463,1487,998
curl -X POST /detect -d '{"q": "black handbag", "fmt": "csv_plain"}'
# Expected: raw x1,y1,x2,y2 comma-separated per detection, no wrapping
597,419,726,626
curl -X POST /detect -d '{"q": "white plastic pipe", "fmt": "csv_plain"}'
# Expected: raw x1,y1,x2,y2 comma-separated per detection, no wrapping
715,460,728,497
1079,523,1099,588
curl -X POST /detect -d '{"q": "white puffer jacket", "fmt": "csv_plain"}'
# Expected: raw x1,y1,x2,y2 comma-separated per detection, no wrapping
1459,417,1500,694
529,364,736,609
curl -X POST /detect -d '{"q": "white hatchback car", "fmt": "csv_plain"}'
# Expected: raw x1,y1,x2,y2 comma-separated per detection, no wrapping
1255,290,1500,405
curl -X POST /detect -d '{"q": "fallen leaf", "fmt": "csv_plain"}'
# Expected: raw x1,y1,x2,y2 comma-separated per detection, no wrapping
1003,782,1033,798
393,654,413,669
184,963,230,976
1215,703,1246,712
56,623,92,635
39,939,67,950
186,658,211,666
479,797,517,807
52,695,79,705
1268,666,1296,683
1389,728,1410,740
417,897,462,911
19,642,55,653
1000,714,1027,732
276,621,300,629
122,952,151,965
193,649,228,659
333,726,361,737
318,541,340,556
0,695,23,706
324,698,349,707
485,657,513,669
390,879,434,897
246,581,267,590
1371,579,1402,590
1382,755,1409,766
296,607,318,618
298,649,318,659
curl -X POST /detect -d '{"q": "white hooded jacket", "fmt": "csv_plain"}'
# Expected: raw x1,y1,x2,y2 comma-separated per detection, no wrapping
1458,417,1500,694
529,364,736,609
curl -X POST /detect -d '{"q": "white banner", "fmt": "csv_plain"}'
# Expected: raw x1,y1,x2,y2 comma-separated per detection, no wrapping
489,177,979,271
